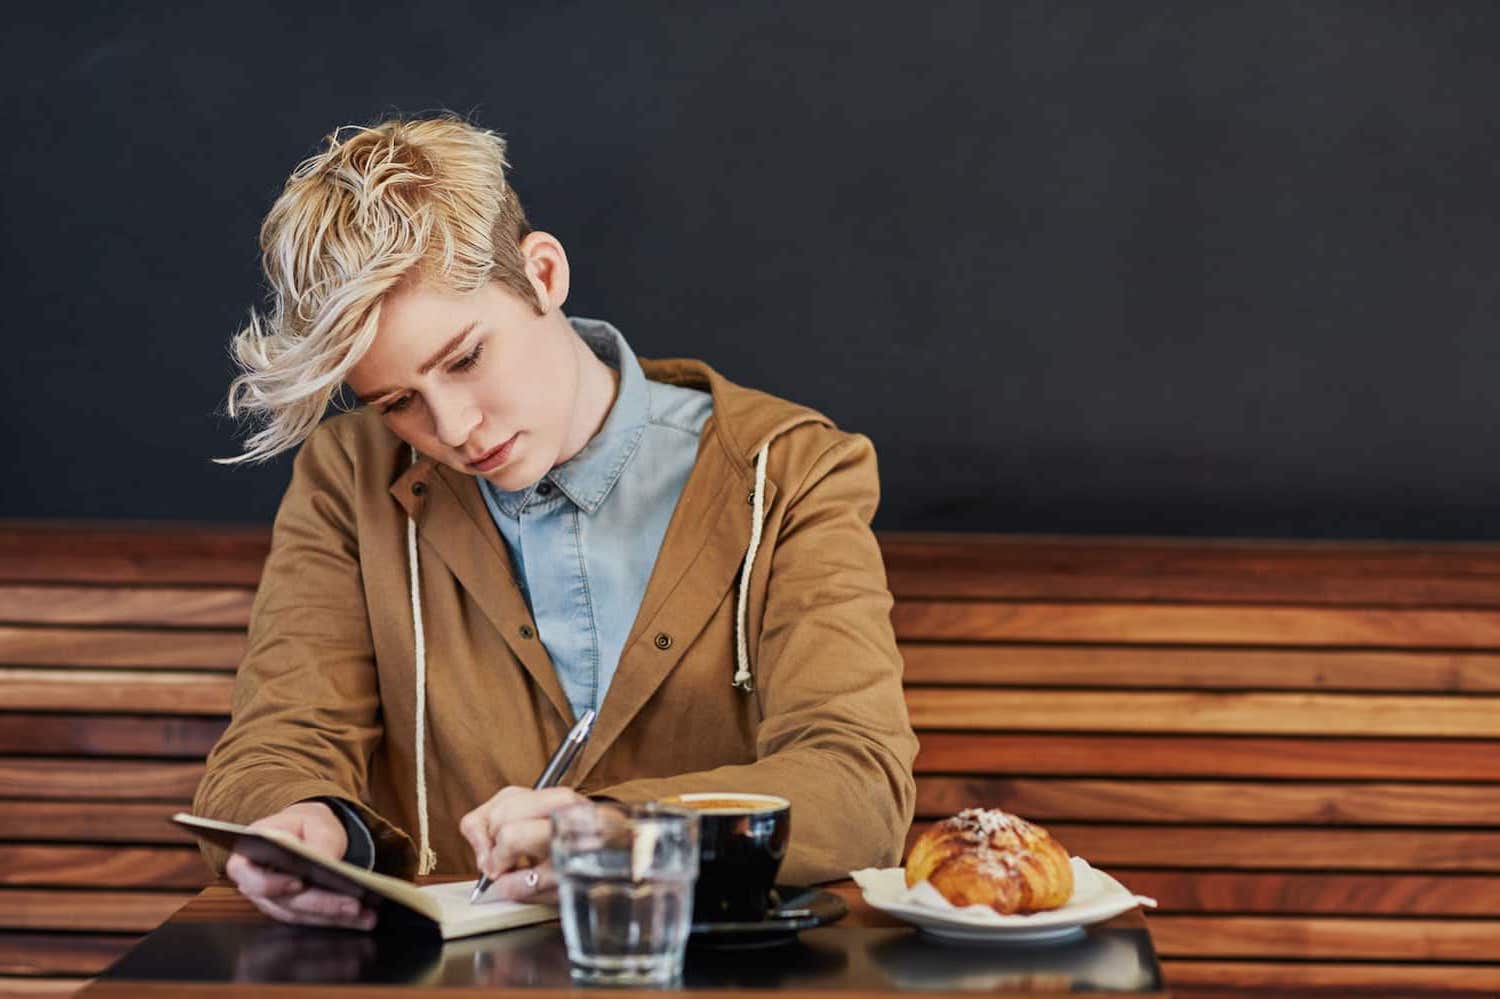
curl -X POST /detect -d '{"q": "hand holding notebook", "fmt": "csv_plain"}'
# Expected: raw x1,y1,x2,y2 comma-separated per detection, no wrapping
176,813,558,940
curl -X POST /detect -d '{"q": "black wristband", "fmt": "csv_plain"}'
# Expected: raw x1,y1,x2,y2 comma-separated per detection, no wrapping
312,796,376,870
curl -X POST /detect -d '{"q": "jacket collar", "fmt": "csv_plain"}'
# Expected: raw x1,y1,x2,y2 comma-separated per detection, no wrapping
637,355,828,468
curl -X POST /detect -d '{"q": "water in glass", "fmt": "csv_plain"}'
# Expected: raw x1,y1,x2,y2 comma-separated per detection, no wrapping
552,803,699,985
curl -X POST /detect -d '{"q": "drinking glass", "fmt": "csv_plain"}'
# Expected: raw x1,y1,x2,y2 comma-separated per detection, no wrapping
550,802,699,985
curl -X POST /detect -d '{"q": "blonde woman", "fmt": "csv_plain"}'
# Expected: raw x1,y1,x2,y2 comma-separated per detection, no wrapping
195,113,917,930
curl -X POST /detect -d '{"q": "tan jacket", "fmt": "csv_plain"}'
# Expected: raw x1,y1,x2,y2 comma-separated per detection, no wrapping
194,356,918,884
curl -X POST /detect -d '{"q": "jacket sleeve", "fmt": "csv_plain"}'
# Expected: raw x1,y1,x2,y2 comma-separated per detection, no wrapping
192,423,417,876
593,431,918,883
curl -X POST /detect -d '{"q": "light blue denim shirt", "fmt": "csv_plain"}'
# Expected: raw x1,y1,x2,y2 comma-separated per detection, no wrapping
478,318,714,723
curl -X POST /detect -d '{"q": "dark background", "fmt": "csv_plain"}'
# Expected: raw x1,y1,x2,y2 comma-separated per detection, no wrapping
5,2,1498,537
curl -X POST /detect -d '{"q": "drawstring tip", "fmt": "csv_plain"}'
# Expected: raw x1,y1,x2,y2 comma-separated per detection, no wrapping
731,671,753,693
418,846,438,876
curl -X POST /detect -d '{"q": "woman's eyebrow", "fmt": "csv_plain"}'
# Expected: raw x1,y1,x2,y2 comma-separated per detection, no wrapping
355,320,480,404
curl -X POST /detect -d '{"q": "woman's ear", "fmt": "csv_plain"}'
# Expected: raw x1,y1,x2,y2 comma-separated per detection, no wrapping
519,231,570,313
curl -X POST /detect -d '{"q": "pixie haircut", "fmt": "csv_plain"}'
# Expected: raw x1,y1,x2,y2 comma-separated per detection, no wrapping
220,113,537,464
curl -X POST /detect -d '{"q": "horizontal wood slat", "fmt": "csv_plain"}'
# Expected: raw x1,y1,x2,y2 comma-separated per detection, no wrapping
0,715,223,758
1151,914,1500,961
893,600,1500,647
0,588,252,629
0,761,201,800
1118,869,1500,915
0,975,93,995
0,847,208,889
11,524,1500,603
0,628,242,671
1161,959,1500,993
903,824,1500,871
0,803,192,845
0,671,231,715
900,643,1500,692
915,776,1500,826
906,688,1500,737
0,522,269,586
880,534,1500,607
0,891,191,932
0,933,133,977
914,732,1500,780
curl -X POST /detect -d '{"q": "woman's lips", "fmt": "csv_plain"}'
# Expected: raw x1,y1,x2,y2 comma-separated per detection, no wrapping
468,433,518,473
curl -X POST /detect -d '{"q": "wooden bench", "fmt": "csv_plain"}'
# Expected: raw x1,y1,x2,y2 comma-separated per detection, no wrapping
2,522,1498,997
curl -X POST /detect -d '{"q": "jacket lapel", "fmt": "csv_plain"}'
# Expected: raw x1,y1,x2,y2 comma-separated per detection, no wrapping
574,427,777,782
389,460,574,726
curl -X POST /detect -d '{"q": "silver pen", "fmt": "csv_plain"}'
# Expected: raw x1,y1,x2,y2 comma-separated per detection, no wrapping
469,708,597,904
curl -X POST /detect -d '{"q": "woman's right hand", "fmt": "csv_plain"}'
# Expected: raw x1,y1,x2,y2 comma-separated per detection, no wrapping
224,801,377,930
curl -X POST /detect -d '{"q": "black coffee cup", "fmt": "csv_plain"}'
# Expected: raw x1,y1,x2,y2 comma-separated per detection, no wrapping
659,792,790,923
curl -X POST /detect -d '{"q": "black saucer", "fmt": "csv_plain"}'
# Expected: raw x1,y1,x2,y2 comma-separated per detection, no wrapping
688,886,848,949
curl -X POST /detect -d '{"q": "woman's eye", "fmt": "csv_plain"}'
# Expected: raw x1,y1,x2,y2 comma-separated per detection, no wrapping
450,343,484,372
382,395,412,415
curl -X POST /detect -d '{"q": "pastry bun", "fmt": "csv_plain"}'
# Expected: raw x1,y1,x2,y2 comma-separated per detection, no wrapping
904,808,1074,914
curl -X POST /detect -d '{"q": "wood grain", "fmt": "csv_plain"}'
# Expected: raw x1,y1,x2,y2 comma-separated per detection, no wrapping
0,976,93,996
1151,914,1500,961
915,775,1500,825
0,628,243,671
0,933,134,976
914,732,1500,780
0,846,209,889
1117,869,1500,915
900,642,1500,691
880,533,1500,607
0,588,252,629
0,760,202,800
905,687,1500,737
904,824,1500,871
0,522,269,586
893,599,1500,647
0,671,232,715
0,714,224,758
0,890,191,932
1160,959,1500,993
0,803,194,845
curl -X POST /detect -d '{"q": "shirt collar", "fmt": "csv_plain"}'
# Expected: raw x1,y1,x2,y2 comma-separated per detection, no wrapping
480,317,649,518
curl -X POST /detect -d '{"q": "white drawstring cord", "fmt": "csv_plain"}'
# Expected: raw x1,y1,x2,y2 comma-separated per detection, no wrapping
733,445,769,692
407,447,438,875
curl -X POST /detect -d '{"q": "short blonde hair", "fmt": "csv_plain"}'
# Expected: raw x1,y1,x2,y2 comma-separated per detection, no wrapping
219,113,537,464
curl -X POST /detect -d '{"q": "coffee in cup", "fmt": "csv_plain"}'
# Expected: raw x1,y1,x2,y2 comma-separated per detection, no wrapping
658,793,790,923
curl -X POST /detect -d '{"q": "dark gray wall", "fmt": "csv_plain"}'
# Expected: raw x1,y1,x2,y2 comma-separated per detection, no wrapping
5,2,1498,536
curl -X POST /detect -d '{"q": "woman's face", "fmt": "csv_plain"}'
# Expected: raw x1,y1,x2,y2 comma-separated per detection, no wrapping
345,268,580,492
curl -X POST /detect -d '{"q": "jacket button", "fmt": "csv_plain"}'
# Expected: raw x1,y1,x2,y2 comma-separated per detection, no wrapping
519,625,535,639
536,482,554,497
412,482,427,496
654,632,673,650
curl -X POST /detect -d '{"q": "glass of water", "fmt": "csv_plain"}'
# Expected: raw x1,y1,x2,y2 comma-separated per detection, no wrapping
551,801,700,986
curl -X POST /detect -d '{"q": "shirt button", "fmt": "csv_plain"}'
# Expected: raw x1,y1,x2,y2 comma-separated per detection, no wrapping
536,482,554,497
412,482,427,496
654,632,673,650
519,625,535,639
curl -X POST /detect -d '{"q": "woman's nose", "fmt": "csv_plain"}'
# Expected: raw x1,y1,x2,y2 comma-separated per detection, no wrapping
430,395,480,449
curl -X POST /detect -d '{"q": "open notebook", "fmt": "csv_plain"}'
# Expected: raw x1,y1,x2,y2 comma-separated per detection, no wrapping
173,813,557,940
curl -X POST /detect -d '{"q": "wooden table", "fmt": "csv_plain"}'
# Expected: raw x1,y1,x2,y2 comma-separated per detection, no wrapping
76,879,1166,997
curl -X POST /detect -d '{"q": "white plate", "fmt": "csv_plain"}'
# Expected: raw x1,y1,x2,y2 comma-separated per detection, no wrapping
850,857,1156,945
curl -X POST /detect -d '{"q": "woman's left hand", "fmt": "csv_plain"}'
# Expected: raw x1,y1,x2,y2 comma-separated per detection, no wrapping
458,785,588,901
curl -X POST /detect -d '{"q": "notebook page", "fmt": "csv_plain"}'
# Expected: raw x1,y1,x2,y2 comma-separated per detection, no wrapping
418,880,558,939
